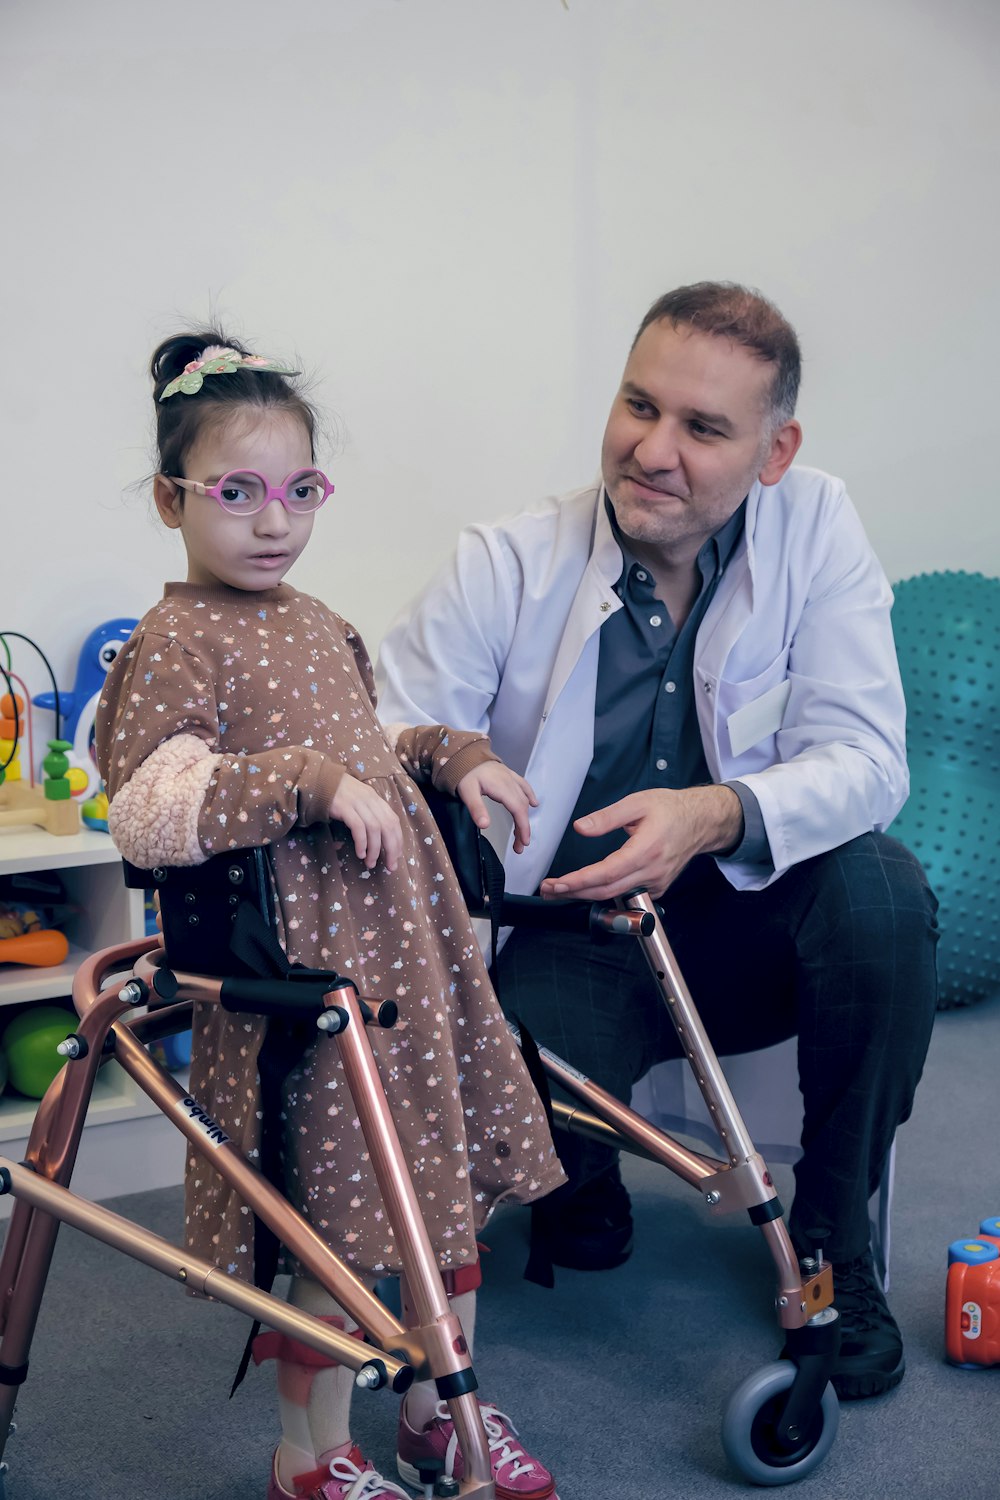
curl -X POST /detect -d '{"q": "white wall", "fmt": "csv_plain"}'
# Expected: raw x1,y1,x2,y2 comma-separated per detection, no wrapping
2,0,998,716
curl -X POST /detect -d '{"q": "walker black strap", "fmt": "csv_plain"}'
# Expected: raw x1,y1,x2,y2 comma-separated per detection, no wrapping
229,899,288,979
516,1021,557,1290
227,902,313,1397
481,834,506,978
423,795,559,1289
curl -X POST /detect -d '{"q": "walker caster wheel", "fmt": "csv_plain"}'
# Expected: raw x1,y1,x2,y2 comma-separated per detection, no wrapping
722,1361,839,1485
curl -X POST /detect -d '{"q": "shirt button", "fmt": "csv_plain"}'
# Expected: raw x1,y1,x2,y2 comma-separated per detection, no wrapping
655,758,668,771
664,680,676,693
650,614,662,627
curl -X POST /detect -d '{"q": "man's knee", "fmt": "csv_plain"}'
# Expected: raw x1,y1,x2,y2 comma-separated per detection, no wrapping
807,830,938,952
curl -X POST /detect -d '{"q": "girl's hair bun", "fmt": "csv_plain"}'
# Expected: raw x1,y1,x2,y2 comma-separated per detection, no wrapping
150,329,250,399
149,325,319,479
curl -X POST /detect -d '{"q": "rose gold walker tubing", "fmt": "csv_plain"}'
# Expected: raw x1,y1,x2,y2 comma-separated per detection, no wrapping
518,893,833,1332
0,938,495,1498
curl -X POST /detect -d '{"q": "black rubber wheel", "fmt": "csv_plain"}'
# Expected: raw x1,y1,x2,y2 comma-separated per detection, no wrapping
722,1360,839,1485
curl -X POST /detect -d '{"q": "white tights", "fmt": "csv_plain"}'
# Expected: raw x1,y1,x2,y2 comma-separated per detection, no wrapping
275,1276,477,1487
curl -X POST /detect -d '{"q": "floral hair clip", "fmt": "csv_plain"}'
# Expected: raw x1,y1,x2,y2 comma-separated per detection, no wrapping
159,345,301,401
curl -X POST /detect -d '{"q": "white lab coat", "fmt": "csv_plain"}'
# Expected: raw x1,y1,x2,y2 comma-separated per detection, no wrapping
377,467,908,896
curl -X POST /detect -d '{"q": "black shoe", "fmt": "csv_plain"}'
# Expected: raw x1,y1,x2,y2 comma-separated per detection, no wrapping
829,1251,905,1400
535,1165,634,1271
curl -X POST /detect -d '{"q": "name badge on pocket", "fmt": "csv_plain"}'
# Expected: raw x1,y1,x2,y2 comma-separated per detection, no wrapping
726,679,792,757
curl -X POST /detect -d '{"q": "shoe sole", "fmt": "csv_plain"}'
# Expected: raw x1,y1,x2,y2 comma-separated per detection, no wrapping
831,1356,905,1401
549,1241,634,1271
548,1229,634,1272
397,1454,555,1498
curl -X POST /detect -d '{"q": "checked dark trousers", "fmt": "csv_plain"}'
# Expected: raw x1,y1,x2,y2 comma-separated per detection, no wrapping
496,832,939,1264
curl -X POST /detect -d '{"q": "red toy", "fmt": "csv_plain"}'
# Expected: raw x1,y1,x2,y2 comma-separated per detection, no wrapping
946,1217,1000,1367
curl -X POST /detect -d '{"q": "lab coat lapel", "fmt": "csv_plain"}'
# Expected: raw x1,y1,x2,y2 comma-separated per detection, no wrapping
542,494,622,719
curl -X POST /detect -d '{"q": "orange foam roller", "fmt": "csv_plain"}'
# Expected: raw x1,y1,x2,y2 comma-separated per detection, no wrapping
0,930,70,967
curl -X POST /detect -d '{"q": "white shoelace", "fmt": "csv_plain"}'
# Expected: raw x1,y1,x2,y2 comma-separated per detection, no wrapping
326,1453,411,1500
434,1399,539,1485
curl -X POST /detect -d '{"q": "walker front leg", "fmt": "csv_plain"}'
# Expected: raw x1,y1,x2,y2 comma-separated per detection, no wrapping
0,953,132,1484
327,983,493,1500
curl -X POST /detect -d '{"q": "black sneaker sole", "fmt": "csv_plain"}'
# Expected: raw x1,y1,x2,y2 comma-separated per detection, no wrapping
830,1355,905,1401
548,1232,635,1272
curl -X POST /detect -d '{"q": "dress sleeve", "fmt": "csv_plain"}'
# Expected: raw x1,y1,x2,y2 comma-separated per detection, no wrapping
385,724,500,794
96,630,346,867
342,617,379,705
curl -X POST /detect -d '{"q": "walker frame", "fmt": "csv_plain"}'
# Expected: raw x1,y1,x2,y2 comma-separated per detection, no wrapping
0,870,842,1494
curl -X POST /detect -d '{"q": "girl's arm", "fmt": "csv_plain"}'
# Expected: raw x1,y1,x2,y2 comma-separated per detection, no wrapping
96,631,348,868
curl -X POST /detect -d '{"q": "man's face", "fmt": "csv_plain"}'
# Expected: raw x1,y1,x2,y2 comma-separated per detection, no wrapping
601,319,799,563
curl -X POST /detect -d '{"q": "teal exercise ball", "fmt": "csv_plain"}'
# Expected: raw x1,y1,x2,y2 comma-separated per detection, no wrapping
890,570,1000,1008
2,1005,76,1098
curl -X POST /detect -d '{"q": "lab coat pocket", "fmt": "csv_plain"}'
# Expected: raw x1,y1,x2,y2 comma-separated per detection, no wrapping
724,675,792,758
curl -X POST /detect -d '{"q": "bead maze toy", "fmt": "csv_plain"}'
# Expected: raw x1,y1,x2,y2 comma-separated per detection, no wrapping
946,1216,1000,1368
0,705,79,837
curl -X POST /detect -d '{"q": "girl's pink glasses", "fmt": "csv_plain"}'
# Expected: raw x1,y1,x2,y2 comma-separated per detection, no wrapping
170,468,334,516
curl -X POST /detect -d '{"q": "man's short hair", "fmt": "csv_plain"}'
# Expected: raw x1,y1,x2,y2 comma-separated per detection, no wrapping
633,282,801,428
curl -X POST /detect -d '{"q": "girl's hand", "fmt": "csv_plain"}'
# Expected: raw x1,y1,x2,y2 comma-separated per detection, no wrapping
330,775,403,871
456,762,538,855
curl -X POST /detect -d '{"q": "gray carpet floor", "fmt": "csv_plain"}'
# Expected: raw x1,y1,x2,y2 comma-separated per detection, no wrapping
0,995,997,1499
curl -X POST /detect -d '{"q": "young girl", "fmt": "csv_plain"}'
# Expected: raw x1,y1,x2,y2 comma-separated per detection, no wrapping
96,332,565,1500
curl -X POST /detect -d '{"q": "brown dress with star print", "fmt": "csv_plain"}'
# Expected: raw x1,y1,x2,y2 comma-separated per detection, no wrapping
96,582,564,1283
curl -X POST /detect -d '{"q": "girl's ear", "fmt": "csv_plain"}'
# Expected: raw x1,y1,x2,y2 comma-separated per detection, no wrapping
153,474,184,529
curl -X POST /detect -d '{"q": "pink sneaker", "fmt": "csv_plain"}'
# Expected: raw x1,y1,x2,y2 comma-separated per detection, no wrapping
396,1400,556,1498
267,1443,412,1500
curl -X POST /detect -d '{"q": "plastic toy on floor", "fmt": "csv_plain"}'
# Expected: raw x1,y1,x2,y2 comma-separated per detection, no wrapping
946,1216,1000,1368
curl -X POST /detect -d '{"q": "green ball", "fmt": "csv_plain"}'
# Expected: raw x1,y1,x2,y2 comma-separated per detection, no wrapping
2,1006,76,1099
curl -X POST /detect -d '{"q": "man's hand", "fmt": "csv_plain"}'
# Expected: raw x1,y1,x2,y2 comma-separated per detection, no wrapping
330,774,404,872
538,785,744,901
456,762,539,855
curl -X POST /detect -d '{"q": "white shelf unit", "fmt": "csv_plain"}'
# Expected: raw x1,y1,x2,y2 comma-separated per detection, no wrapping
0,825,187,1206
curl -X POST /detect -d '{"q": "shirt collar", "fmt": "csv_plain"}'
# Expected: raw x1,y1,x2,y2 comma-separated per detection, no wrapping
604,492,748,588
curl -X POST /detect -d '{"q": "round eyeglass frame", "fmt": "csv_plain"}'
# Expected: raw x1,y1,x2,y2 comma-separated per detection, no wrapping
169,468,334,516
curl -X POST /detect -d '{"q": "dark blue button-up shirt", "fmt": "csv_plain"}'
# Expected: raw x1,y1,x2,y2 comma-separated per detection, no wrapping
548,495,771,879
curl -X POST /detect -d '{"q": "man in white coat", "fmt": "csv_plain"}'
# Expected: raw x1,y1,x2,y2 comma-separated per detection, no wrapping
376,282,938,1400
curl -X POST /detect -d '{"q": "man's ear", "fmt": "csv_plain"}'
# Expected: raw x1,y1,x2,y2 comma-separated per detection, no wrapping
153,474,184,529
758,419,803,487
